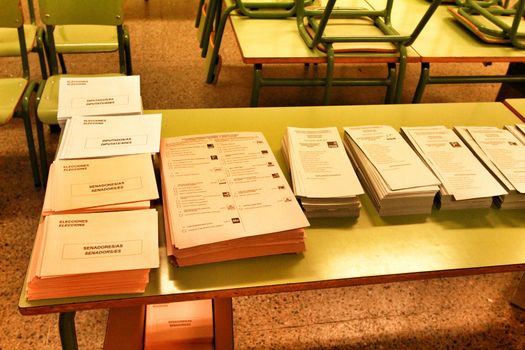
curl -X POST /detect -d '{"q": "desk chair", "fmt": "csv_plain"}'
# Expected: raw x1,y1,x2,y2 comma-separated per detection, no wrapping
0,0,45,187
198,0,312,65
294,0,443,103
449,0,525,48
39,0,132,76
412,0,525,103
35,0,130,185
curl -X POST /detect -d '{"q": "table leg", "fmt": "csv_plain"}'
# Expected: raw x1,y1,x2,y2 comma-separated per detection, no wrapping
59,312,78,350
496,62,525,101
213,297,234,350
511,273,525,310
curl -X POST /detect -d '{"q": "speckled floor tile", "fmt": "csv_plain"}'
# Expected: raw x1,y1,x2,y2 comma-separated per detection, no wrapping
1,0,524,349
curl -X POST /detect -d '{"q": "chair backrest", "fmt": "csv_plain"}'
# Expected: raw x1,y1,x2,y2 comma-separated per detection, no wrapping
38,0,126,75
0,0,24,28
39,0,124,26
0,0,30,79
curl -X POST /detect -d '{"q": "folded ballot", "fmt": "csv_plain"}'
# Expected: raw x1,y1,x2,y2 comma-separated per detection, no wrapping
282,127,363,218
43,154,158,214
160,132,309,266
343,125,440,216
455,126,525,209
26,209,159,300
401,126,506,210
57,75,143,128
145,300,213,350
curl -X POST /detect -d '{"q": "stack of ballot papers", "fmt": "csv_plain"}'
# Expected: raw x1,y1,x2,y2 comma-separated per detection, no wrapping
282,127,364,218
41,154,159,215
401,126,507,210
505,124,525,145
26,209,159,300
56,114,162,160
343,125,440,216
160,132,309,267
145,300,213,350
57,75,143,128
455,126,525,209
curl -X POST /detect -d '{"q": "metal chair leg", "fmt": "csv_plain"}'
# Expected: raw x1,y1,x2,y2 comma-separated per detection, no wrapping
413,62,430,103
251,64,263,107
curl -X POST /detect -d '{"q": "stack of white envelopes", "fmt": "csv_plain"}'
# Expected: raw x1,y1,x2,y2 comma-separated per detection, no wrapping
343,125,440,216
160,132,309,267
26,209,159,300
455,126,525,209
282,126,363,218
26,154,161,300
42,154,159,215
57,75,143,128
401,126,507,210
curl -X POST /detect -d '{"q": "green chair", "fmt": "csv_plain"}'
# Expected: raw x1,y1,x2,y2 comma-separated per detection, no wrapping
39,0,132,76
36,0,130,185
199,0,312,70
449,0,525,48
0,0,44,187
294,0,443,103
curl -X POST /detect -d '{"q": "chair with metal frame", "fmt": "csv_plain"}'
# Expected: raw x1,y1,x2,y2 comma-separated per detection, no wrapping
35,0,130,185
0,0,44,187
293,0,443,104
449,0,525,48
199,0,314,83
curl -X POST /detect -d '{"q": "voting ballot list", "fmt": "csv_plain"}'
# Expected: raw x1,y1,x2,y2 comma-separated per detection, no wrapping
343,125,440,216
57,114,162,160
455,126,525,209
160,132,309,266
44,153,159,213
26,209,159,300
401,126,507,210
57,75,143,127
282,127,363,218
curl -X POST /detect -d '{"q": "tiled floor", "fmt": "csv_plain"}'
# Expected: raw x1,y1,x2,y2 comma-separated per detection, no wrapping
1,0,524,349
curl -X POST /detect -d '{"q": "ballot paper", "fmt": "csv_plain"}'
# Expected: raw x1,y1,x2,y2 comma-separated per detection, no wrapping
145,301,213,350
57,114,162,159
282,127,363,218
465,126,525,194
505,124,525,145
50,154,159,212
57,75,142,127
160,132,308,266
455,126,525,209
344,125,440,190
401,126,506,205
39,209,159,277
343,125,440,216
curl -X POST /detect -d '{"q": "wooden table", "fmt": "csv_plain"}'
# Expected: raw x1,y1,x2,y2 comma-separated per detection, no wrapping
19,102,525,349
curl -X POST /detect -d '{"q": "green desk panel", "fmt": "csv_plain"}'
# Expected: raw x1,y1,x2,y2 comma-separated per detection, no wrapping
19,103,525,315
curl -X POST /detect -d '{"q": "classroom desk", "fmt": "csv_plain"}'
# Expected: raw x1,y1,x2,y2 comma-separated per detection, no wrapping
206,0,421,106
19,102,525,349
367,0,525,102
